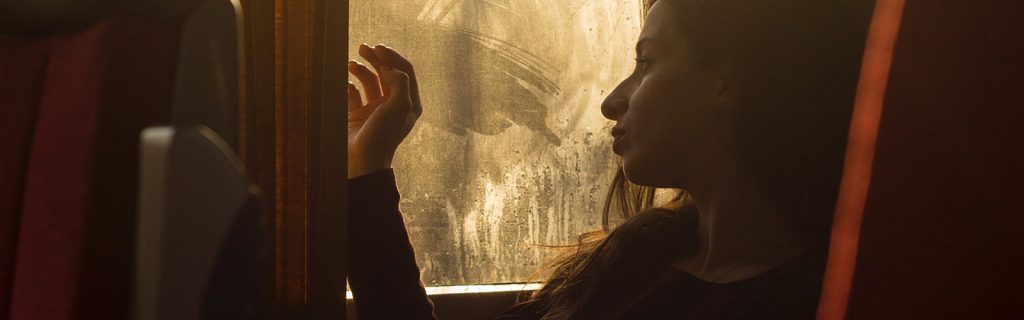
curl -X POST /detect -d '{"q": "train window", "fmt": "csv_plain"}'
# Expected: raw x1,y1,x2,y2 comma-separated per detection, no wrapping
348,0,642,287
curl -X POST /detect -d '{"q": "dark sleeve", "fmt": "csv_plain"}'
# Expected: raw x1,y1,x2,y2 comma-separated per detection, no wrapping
491,300,546,320
348,169,437,320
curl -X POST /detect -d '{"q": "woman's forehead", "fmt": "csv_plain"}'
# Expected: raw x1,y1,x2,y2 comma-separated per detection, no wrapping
639,0,684,46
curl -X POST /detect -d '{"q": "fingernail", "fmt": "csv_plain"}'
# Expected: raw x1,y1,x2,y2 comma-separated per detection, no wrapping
360,43,369,48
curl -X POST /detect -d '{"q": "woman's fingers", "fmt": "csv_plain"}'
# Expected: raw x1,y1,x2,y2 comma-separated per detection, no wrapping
372,45,414,73
347,82,363,111
358,44,384,72
359,44,389,97
348,60,382,101
373,45,422,113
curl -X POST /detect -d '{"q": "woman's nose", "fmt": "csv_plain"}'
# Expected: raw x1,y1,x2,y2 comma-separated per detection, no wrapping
601,84,629,121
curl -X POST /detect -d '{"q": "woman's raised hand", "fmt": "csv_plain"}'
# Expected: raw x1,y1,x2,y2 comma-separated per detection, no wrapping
347,44,423,178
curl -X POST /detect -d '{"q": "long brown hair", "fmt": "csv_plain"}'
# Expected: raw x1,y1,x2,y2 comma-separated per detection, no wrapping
528,0,874,319
530,167,696,320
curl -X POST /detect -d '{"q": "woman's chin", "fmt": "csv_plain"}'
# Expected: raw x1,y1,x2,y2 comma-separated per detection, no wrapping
622,160,665,187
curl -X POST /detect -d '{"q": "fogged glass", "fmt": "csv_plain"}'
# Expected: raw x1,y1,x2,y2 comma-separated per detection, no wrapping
349,0,643,286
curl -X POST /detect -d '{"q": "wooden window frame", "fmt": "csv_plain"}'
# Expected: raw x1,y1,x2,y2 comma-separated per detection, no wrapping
238,0,348,317
238,1,559,318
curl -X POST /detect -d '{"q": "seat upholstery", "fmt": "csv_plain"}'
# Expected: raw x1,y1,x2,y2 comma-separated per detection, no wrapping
820,0,1024,318
136,126,258,320
846,1,1024,318
0,35,53,320
0,16,178,320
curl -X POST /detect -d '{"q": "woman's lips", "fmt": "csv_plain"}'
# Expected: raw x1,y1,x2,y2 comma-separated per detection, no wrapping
611,127,626,140
612,127,626,155
613,136,626,155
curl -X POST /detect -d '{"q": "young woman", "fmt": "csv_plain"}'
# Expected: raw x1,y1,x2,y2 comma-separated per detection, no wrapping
346,0,873,319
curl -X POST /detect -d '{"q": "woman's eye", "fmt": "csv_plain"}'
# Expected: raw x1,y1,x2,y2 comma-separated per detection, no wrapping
634,57,651,72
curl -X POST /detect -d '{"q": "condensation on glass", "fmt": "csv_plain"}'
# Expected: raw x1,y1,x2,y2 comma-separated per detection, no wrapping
349,0,643,286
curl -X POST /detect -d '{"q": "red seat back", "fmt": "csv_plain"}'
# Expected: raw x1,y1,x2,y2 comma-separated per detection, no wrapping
0,35,53,320
820,0,1024,318
0,16,177,319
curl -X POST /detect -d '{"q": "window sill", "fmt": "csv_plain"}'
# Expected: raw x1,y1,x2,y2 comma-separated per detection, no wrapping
346,283,542,320
345,283,541,299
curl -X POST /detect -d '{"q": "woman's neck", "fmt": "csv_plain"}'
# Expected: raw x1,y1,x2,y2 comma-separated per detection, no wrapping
672,173,807,283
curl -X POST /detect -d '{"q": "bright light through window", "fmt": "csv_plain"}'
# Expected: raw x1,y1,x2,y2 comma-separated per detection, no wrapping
349,0,643,287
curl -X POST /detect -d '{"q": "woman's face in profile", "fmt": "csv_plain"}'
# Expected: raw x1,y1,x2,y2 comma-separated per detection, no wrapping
601,1,734,189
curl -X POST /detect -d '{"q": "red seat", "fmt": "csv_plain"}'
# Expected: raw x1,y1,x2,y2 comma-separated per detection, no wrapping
0,16,178,319
1,0,247,316
0,34,53,320
820,0,1024,318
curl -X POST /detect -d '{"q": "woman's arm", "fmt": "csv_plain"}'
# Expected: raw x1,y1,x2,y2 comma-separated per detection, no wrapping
346,44,436,319
348,169,437,319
